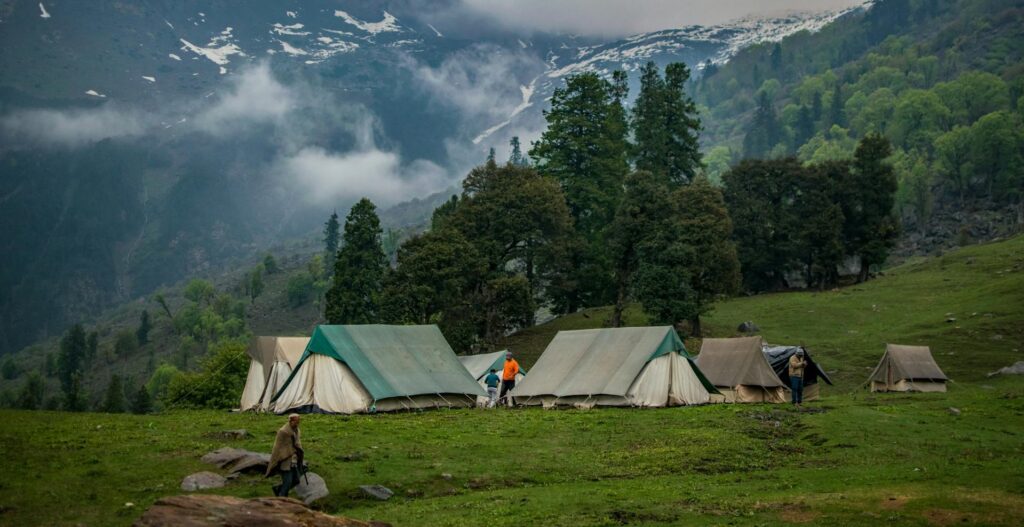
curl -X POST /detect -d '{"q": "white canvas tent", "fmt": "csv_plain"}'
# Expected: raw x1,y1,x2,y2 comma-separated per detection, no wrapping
696,337,787,403
271,325,486,414
239,336,309,412
869,344,948,392
510,326,718,408
458,350,526,406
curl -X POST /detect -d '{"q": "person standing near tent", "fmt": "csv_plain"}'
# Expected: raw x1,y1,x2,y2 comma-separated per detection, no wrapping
484,368,501,408
499,351,520,406
267,413,303,497
788,349,807,406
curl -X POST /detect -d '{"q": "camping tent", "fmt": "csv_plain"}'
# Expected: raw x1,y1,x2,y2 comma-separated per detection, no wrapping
239,336,309,412
458,350,526,406
869,344,948,392
271,325,486,414
696,336,787,403
763,345,833,401
510,326,718,408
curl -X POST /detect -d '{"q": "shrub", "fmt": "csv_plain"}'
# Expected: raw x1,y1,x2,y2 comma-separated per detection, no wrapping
162,339,249,409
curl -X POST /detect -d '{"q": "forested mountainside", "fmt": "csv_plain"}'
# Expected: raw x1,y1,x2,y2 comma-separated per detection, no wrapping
695,0,1024,250
0,0,859,356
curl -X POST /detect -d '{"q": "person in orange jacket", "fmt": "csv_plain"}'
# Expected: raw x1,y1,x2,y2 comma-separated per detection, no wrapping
499,351,519,407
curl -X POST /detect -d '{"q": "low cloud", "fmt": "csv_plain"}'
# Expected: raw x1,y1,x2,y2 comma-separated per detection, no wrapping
449,0,868,37
410,44,545,123
0,105,145,147
194,62,295,135
278,146,448,207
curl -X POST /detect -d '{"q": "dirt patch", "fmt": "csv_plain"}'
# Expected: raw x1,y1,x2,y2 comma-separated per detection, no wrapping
922,508,971,526
778,508,820,523
881,495,910,510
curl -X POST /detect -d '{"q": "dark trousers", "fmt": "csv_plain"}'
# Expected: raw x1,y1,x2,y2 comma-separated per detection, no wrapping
790,376,804,404
499,379,515,406
274,466,300,497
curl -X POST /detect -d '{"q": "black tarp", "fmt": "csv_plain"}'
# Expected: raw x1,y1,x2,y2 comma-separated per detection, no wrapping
763,346,833,386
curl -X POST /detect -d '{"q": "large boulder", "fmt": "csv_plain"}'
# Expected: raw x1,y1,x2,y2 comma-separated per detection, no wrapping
201,447,271,474
180,472,226,491
133,495,390,527
294,472,330,505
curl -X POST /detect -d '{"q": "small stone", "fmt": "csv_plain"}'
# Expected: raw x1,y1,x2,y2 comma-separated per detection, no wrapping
441,473,452,480
359,485,394,501
947,407,961,417
181,471,227,491
945,317,956,323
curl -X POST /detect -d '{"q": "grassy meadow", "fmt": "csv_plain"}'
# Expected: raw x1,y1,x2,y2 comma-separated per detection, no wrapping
1,235,1022,526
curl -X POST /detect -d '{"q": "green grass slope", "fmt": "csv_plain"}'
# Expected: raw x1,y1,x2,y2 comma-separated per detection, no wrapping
1,378,1022,526
502,235,1024,386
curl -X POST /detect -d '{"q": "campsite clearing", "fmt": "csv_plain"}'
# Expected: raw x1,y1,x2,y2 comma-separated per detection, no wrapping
2,378,1023,526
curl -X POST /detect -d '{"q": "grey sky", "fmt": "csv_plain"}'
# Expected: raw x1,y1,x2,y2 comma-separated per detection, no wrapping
456,0,869,37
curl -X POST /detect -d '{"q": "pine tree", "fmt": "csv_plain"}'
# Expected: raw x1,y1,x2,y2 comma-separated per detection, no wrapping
136,310,151,346
248,265,265,303
829,84,846,127
85,330,98,365
743,92,782,158
770,43,783,72
508,136,527,166
530,72,630,312
131,384,153,414
794,104,815,148
841,134,898,282
58,324,88,411
102,374,127,413
325,198,387,324
323,211,341,276
795,161,847,289
632,62,703,185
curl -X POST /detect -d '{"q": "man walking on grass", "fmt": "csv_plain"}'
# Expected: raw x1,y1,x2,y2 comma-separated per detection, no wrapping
267,413,303,497
789,349,807,406
499,351,520,407
484,368,501,408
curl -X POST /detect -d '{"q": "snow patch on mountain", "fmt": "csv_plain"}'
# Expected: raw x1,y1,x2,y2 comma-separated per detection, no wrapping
333,10,402,35
38,3,50,19
286,11,297,19
277,40,307,56
142,76,155,83
179,27,244,69
427,24,443,38
272,23,309,36
85,90,105,98
168,53,181,61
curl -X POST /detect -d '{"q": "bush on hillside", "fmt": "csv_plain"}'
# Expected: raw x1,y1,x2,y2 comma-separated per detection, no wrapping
286,272,315,307
162,339,249,409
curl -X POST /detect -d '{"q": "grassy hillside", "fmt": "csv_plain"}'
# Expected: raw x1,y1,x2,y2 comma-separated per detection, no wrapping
501,235,1024,386
0,238,1021,526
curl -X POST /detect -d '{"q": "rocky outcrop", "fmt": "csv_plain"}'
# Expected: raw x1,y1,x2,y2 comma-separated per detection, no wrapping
133,495,390,527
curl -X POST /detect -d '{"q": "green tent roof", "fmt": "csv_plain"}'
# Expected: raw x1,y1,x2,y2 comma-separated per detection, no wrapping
275,325,486,402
